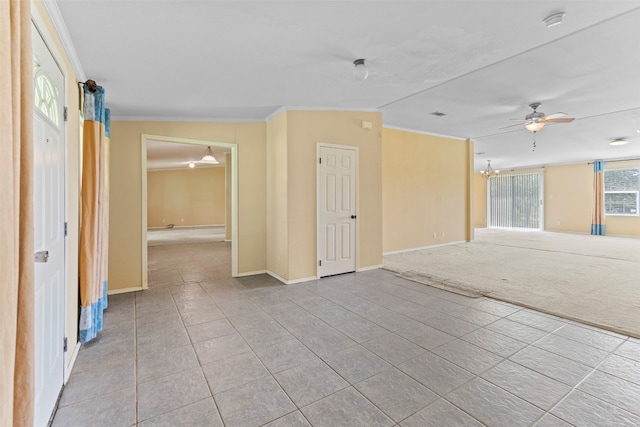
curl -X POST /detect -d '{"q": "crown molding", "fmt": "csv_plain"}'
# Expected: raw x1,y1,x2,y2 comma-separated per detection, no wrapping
383,124,468,141
41,0,86,82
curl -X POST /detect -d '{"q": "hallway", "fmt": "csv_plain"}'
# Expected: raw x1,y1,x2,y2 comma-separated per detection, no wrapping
52,242,640,426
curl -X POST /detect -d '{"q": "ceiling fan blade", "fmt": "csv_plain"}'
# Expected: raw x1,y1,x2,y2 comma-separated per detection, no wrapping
544,112,568,120
499,122,527,130
509,118,528,121
545,117,575,123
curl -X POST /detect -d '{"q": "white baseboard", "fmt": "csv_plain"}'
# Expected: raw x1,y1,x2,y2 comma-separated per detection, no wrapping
64,341,81,384
108,286,143,295
358,264,384,272
235,269,267,277
267,270,317,285
383,240,465,256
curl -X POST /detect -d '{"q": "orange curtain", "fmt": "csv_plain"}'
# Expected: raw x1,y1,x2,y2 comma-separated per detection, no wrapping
79,85,109,342
591,160,606,235
0,0,35,425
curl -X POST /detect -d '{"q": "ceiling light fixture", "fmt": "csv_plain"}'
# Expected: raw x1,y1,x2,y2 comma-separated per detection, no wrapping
524,120,545,132
480,160,500,179
200,146,219,164
353,58,369,81
543,12,565,28
609,139,629,146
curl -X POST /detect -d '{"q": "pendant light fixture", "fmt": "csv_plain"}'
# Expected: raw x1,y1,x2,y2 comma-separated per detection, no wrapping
480,160,500,179
200,146,219,164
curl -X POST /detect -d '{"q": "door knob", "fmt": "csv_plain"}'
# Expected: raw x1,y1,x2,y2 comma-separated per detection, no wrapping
35,250,49,263
351,215,357,219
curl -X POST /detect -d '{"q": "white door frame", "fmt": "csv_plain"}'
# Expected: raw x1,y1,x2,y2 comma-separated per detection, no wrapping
316,142,359,278
141,134,239,287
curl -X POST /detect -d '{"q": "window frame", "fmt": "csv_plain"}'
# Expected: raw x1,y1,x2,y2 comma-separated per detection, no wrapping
603,168,640,217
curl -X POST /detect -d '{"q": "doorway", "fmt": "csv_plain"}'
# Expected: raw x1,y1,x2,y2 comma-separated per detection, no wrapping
488,172,544,230
141,135,238,288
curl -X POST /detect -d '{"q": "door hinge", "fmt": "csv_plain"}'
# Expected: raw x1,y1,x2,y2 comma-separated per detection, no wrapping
319,260,322,267
64,222,68,236
319,157,322,164
63,337,68,352
64,106,68,122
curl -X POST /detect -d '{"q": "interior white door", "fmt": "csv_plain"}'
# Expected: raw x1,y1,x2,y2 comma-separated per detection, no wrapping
32,22,66,427
318,145,357,277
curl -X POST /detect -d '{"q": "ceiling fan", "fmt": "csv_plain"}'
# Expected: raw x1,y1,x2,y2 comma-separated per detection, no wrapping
506,102,575,132
502,103,575,150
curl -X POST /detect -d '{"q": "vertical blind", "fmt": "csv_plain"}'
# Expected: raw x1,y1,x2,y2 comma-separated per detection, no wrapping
489,173,542,229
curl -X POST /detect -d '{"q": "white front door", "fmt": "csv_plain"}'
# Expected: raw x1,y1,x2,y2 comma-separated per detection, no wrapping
32,22,66,427
318,145,357,277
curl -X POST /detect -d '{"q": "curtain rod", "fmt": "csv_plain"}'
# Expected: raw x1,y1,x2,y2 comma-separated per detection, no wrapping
588,157,640,165
78,79,98,93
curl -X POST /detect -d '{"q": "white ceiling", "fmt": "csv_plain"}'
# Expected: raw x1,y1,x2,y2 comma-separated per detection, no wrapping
146,141,228,170
53,1,640,171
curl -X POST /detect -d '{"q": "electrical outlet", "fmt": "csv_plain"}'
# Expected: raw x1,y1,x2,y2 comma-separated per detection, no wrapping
433,232,437,239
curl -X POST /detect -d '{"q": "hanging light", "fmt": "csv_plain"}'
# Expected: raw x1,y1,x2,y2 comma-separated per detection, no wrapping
480,160,500,179
200,146,219,164
525,120,545,132
353,58,369,81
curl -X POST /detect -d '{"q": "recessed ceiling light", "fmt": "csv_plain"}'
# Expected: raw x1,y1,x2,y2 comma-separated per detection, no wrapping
543,12,565,28
609,139,629,146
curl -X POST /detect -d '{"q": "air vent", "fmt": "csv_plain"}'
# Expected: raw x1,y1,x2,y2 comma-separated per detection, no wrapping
430,111,446,117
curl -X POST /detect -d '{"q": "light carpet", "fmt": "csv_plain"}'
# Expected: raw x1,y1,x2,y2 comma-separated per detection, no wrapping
384,228,640,338
147,226,226,246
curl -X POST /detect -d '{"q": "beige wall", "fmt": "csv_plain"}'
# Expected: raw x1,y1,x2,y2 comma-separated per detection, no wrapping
473,160,640,237
545,163,593,233
109,121,267,290
266,111,289,279
474,174,488,227
286,110,384,280
34,0,82,367
382,128,472,253
147,167,225,228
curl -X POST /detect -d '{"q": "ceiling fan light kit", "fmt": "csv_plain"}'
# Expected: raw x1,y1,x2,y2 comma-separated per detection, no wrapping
525,121,545,132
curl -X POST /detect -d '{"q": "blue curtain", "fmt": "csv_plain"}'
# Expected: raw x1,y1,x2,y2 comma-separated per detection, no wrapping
590,160,606,235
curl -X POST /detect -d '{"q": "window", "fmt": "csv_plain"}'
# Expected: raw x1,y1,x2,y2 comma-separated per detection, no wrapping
604,168,639,216
34,72,59,126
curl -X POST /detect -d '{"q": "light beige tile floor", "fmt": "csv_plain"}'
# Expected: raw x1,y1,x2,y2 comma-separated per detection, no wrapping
52,242,640,426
